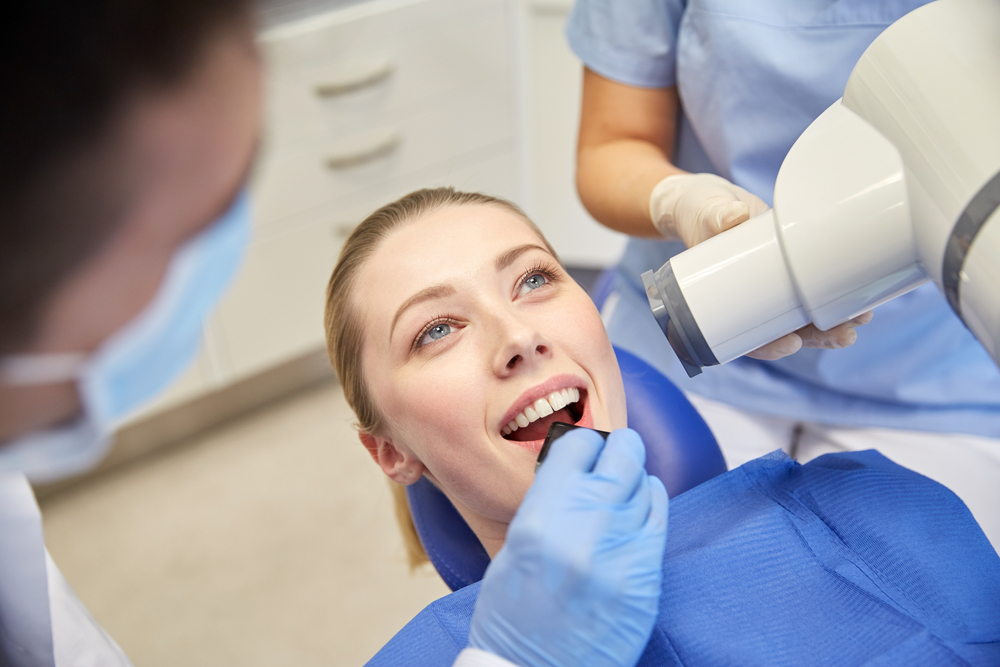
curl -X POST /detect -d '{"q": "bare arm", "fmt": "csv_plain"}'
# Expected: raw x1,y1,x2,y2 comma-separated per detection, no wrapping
576,67,685,239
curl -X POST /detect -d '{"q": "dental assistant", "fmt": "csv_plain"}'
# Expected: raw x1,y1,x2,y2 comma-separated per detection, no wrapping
0,2,667,666
569,0,1000,547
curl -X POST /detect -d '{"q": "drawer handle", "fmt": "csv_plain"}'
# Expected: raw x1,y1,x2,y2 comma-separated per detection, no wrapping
314,61,394,97
325,132,401,169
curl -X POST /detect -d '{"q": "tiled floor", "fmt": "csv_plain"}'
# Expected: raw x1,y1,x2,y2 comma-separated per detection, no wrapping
39,381,450,666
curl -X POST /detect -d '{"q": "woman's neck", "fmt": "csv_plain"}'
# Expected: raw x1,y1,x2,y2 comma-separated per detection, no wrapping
448,498,509,559
468,520,507,560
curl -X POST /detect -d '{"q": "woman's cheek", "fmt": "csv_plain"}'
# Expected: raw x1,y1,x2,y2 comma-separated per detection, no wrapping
399,366,483,457
402,387,467,448
568,298,627,428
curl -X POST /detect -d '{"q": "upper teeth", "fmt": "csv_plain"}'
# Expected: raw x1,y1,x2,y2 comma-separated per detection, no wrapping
502,388,581,436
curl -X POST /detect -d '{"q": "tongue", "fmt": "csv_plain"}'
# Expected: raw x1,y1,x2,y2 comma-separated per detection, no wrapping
505,408,575,442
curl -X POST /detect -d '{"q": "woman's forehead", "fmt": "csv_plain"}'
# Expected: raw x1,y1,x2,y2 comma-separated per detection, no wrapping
357,205,549,323
374,205,545,275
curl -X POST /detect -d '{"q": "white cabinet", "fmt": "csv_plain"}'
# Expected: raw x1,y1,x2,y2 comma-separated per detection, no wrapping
254,0,517,230
126,0,521,424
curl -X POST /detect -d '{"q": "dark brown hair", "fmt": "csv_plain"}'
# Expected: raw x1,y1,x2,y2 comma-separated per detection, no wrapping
0,0,251,353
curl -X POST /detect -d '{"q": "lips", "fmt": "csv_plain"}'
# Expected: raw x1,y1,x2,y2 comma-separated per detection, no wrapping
502,388,580,436
499,378,592,451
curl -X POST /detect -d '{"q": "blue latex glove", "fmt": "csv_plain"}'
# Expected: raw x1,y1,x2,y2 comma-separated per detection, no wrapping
468,428,669,667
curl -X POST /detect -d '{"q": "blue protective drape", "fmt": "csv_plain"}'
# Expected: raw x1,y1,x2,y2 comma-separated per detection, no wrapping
368,451,1000,666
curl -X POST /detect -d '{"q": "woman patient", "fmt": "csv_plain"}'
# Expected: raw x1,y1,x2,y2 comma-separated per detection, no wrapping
326,188,1000,666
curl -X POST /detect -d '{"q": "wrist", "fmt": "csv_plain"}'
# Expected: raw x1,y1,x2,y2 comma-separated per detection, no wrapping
648,173,688,240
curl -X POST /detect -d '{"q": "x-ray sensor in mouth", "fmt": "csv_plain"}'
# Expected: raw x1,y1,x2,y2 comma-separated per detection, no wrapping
643,0,1000,377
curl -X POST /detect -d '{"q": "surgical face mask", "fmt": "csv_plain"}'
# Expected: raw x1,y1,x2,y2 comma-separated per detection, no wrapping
0,191,252,483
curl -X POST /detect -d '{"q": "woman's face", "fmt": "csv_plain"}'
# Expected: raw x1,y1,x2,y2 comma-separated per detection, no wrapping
357,204,626,542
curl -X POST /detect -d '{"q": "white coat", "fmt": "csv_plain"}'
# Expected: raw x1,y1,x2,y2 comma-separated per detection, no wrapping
0,474,131,667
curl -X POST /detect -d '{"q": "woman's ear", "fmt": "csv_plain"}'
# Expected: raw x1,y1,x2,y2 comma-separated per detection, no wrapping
358,432,426,485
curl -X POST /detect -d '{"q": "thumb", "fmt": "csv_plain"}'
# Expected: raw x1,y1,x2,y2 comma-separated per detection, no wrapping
715,200,751,233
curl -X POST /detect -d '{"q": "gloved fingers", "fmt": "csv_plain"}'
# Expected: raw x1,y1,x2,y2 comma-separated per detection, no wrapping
709,181,768,235
535,427,607,479
686,189,769,246
797,319,866,349
689,198,748,245
747,309,873,360
590,428,648,504
601,471,655,538
646,475,669,538
626,475,669,555
602,476,667,558
738,189,770,218
650,173,771,246
715,200,752,232
850,310,874,325
746,332,803,360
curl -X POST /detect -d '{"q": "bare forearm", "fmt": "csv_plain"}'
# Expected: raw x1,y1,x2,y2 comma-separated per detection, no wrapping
575,69,683,239
577,139,683,238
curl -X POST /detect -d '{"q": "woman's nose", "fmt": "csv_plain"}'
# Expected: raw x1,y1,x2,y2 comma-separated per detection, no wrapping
492,312,551,377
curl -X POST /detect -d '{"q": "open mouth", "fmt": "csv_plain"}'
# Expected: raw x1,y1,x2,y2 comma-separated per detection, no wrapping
501,388,588,443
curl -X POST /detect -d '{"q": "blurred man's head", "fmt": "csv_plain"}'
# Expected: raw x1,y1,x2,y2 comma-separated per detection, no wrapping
0,0,261,439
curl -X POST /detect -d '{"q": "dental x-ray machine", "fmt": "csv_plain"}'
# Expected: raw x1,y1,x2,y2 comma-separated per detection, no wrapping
642,0,1000,377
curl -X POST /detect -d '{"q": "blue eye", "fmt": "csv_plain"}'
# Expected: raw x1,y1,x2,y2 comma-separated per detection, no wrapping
418,322,453,348
428,323,452,340
519,272,548,295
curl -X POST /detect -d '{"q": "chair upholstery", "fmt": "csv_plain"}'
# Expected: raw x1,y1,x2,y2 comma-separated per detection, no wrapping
406,477,491,592
588,266,617,311
405,345,727,591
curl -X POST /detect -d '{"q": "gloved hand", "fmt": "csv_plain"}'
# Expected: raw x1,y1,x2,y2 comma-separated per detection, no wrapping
649,172,873,360
649,172,769,248
468,428,668,667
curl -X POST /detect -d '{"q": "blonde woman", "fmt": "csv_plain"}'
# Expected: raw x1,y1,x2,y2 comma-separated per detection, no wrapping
327,188,1000,667
328,188,670,667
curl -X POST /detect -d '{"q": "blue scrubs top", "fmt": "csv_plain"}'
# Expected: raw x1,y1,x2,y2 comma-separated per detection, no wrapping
368,451,1000,666
566,0,1000,437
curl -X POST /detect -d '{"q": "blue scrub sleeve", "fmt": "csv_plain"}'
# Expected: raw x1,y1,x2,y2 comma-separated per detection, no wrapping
565,0,686,88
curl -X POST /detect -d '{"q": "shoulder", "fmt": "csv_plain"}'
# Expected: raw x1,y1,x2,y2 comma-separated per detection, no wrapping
565,0,687,88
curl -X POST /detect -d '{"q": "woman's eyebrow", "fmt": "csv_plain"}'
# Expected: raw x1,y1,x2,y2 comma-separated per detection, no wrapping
390,284,456,343
495,243,551,272
388,244,551,343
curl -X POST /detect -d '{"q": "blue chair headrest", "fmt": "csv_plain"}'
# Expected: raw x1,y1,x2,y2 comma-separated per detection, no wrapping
405,345,726,591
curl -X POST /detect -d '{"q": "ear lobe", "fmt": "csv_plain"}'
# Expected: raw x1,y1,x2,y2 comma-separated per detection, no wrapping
358,432,426,485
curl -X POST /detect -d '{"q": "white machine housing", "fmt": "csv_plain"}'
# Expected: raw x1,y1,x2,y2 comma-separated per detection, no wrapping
642,0,1000,377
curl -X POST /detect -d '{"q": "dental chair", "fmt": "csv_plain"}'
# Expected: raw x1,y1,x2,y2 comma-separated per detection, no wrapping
406,345,727,591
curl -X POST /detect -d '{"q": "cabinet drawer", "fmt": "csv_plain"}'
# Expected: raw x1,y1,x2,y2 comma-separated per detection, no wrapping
251,82,514,229
260,0,504,72
261,0,511,150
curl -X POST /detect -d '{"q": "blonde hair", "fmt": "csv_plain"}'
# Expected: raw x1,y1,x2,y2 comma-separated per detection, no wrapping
324,187,555,569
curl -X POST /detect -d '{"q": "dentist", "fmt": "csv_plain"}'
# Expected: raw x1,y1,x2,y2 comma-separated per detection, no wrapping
0,2,667,666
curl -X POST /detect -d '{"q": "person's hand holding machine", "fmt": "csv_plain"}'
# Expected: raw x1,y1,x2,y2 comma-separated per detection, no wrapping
468,428,668,667
649,172,873,360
